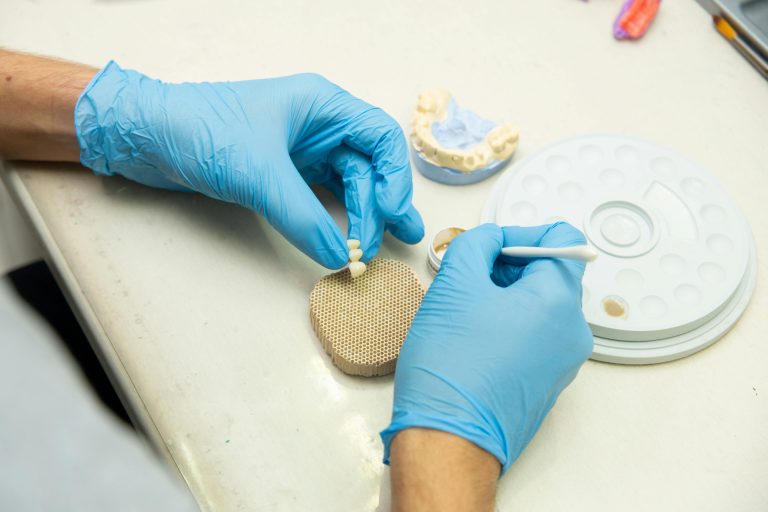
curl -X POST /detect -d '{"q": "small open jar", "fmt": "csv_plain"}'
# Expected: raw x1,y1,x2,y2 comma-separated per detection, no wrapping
427,227,466,275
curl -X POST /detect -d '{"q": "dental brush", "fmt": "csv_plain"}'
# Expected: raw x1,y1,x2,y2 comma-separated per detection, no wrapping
500,245,598,263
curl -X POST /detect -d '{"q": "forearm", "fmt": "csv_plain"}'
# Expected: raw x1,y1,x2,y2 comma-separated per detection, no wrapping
0,49,96,161
390,428,500,512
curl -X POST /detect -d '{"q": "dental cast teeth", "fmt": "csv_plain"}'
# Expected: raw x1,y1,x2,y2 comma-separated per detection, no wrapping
347,239,366,278
410,89,520,173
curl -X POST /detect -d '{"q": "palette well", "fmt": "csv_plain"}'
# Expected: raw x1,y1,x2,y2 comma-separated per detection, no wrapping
481,134,757,364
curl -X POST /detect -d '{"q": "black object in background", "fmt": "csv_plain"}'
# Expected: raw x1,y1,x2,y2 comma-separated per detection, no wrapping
7,260,132,427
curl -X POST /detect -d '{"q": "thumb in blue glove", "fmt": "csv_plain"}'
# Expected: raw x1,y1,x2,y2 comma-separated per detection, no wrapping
381,222,594,473
75,62,424,268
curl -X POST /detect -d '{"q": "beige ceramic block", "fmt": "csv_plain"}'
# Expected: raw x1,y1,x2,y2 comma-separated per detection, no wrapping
309,259,425,377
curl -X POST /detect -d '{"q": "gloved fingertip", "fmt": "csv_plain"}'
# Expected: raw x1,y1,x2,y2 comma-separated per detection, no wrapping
361,238,383,263
270,168,349,270
386,222,424,245
540,221,587,247
374,173,413,219
386,205,424,245
490,258,526,288
345,201,385,260
442,224,504,277
500,224,553,248
316,245,350,270
453,223,504,247
501,222,586,249
503,222,589,291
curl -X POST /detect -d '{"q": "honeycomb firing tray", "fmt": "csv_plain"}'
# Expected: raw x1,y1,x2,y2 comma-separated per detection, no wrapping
309,259,425,377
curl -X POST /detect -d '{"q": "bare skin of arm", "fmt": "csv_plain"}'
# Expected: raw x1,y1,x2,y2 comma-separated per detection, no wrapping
390,428,500,512
0,49,96,161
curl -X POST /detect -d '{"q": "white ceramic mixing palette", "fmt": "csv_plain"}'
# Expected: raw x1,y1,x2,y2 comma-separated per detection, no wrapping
481,134,757,364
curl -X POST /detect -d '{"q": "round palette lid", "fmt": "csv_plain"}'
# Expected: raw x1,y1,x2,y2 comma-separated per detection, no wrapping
481,135,756,363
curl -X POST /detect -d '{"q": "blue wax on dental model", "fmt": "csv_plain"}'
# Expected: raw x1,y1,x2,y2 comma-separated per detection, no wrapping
431,100,496,150
413,99,511,186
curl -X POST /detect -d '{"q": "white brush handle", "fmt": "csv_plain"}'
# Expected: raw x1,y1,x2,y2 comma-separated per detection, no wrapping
500,245,598,262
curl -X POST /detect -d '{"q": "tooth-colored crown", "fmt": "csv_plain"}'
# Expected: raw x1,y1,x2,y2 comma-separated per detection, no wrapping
410,89,519,173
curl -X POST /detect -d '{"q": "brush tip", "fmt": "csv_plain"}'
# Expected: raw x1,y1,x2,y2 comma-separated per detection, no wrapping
714,16,737,40
581,247,599,263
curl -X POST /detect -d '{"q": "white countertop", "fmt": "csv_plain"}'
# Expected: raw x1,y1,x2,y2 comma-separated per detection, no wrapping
2,1,767,510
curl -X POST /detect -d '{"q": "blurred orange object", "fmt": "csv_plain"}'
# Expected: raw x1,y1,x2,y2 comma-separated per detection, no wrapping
615,0,661,40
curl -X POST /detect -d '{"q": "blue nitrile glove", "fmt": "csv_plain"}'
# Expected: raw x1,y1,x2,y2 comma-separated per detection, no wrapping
381,222,594,473
75,62,424,268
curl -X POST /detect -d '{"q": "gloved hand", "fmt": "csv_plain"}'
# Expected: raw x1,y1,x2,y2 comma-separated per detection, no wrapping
75,62,424,268
381,222,594,473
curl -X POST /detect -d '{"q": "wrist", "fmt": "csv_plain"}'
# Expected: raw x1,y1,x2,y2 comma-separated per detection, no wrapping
0,50,96,161
390,428,499,512
381,375,514,473
75,61,159,176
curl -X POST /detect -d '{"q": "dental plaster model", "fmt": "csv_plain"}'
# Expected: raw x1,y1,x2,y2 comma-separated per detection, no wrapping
347,239,366,278
410,89,519,175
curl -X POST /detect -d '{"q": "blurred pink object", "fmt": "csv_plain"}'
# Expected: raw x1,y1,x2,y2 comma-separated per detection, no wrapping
613,0,662,40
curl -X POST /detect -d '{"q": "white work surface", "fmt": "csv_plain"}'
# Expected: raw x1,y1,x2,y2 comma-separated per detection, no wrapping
2,1,767,511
